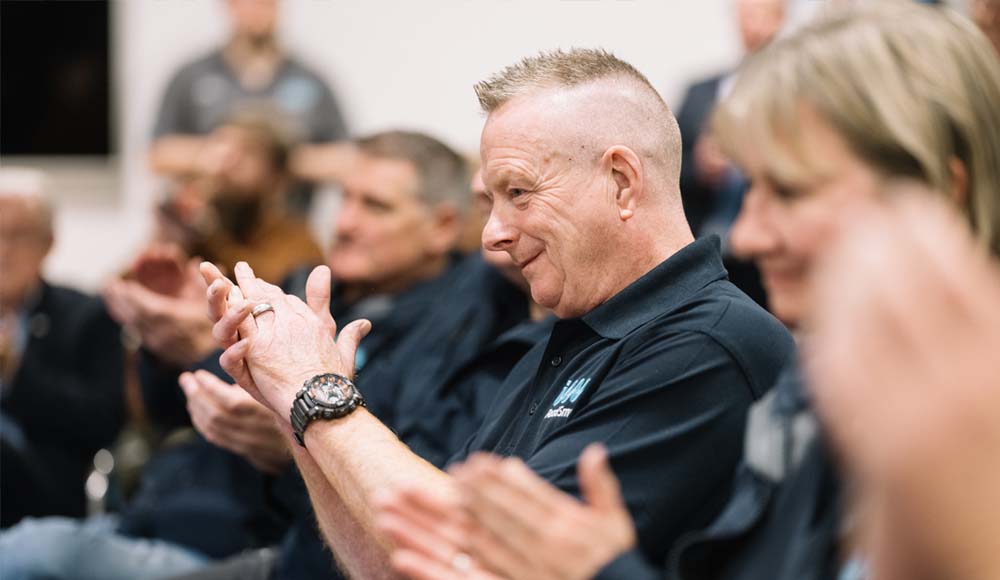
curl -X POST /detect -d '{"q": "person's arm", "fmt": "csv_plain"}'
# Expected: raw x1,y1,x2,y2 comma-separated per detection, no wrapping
148,135,213,176
148,65,207,176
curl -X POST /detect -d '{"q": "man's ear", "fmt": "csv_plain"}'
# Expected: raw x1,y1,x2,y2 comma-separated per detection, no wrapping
427,204,462,255
602,146,643,222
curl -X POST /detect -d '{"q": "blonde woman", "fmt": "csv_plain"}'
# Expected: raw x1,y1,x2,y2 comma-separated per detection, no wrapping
376,4,1000,580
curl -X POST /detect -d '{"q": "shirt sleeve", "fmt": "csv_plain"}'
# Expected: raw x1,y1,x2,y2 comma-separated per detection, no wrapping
308,76,349,142
152,65,196,139
592,549,664,580
524,329,756,565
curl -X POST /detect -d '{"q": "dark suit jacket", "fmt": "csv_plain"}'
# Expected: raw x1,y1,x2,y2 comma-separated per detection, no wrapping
677,74,724,237
1,282,125,526
676,74,769,309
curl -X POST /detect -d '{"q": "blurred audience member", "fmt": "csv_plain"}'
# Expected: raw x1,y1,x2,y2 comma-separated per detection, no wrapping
808,195,1000,580
0,130,472,580
675,0,785,307
0,168,125,527
148,0,348,211
156,110,324,283
376,5,1000,580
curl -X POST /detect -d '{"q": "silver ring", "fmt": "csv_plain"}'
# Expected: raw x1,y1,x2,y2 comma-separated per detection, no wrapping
251,303,274,318
451,552,471,573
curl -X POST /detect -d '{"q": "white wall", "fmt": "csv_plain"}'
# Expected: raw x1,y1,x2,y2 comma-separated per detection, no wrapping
41,0,744,291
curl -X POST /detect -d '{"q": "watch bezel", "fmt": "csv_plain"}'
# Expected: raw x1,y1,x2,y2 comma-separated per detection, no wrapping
291,373,366,447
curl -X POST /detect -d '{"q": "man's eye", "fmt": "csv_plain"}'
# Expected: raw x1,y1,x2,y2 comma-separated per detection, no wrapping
509,188,526,198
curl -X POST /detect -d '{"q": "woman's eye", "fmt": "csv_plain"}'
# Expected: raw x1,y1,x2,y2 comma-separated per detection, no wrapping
773,183,802,201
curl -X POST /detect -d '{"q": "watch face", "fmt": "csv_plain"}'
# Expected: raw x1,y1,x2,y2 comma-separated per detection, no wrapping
308,382,349,407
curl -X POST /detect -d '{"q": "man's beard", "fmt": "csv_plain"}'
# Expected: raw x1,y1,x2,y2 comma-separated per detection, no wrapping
212,195,264,242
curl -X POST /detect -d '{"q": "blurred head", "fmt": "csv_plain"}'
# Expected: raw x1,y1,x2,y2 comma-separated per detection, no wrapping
972,0,1000,54
328,130,469,293
476,48,688,318
736,0,786,54
209,110,294,201
0,169,54,309
226,0,278,43
714,3,1000,326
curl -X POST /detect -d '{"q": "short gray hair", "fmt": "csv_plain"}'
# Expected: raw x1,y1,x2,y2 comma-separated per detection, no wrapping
474,48,663,114
355,130,470,214
474,48,684,193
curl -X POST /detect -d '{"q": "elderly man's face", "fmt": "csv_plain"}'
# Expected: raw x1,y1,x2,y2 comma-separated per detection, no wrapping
328,154,449,291
480,98,617,318
0,197,52,307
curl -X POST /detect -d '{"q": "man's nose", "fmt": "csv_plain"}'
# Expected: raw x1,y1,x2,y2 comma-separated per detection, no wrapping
481,204,517,253
333,198,361,237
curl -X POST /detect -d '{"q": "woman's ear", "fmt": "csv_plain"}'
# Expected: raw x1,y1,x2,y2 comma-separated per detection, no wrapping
948,157,968,209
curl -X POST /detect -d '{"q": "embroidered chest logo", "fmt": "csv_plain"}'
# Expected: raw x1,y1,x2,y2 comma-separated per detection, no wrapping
545,378,591,419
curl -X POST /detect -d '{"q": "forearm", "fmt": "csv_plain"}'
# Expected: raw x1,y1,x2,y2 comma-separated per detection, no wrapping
298,409,453,578
148,135,208,176
291,444,398,579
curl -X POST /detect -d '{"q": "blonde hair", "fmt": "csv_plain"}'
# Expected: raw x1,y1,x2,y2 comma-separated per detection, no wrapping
714,2,1000,257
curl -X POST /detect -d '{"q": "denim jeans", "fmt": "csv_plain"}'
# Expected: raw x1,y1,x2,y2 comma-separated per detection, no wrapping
0,515,210,580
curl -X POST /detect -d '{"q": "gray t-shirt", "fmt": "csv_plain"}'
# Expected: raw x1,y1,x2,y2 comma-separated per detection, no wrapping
152,49,348,143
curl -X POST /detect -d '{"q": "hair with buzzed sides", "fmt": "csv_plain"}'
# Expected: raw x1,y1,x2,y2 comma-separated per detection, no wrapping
355,130,471,214
475,48,684,195
475,48,659,113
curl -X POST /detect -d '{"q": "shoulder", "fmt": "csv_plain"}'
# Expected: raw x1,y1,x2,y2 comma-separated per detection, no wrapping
626,280,794,397
165,49,223,86
686,73,725,96
40,283,101,316
37,282,116,337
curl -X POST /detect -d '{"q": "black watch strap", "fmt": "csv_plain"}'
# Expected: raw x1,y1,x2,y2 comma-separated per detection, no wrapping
290,373,365,447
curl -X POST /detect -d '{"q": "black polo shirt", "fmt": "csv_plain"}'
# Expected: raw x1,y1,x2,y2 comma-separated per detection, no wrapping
451,236,795,566
398,316,555,468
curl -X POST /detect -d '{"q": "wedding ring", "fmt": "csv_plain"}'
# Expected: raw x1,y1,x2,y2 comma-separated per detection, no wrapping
451,552,472,573
251,303,274,318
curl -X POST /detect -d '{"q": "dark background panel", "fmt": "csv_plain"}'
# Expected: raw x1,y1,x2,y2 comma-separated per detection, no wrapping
1,0,111,156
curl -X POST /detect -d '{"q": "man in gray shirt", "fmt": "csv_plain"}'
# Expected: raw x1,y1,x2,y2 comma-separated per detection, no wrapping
149,0,347,182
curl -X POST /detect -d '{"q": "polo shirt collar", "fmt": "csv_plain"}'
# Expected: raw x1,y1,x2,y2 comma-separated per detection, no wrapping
582,236,727,339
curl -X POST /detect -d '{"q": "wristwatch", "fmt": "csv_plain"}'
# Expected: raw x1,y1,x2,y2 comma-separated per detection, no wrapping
290,373,366,446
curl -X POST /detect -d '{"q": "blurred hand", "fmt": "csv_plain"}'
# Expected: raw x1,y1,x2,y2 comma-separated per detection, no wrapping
179,370,290,474
200,261,370,419
129,243,202,299
103,272,215,367
377,444,636,580
806,194,1000,580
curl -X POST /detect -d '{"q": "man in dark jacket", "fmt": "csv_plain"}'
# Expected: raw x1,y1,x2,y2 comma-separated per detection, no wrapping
0,168,125,527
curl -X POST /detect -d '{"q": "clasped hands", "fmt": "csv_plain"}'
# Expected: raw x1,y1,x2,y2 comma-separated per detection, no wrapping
198,261,371,426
